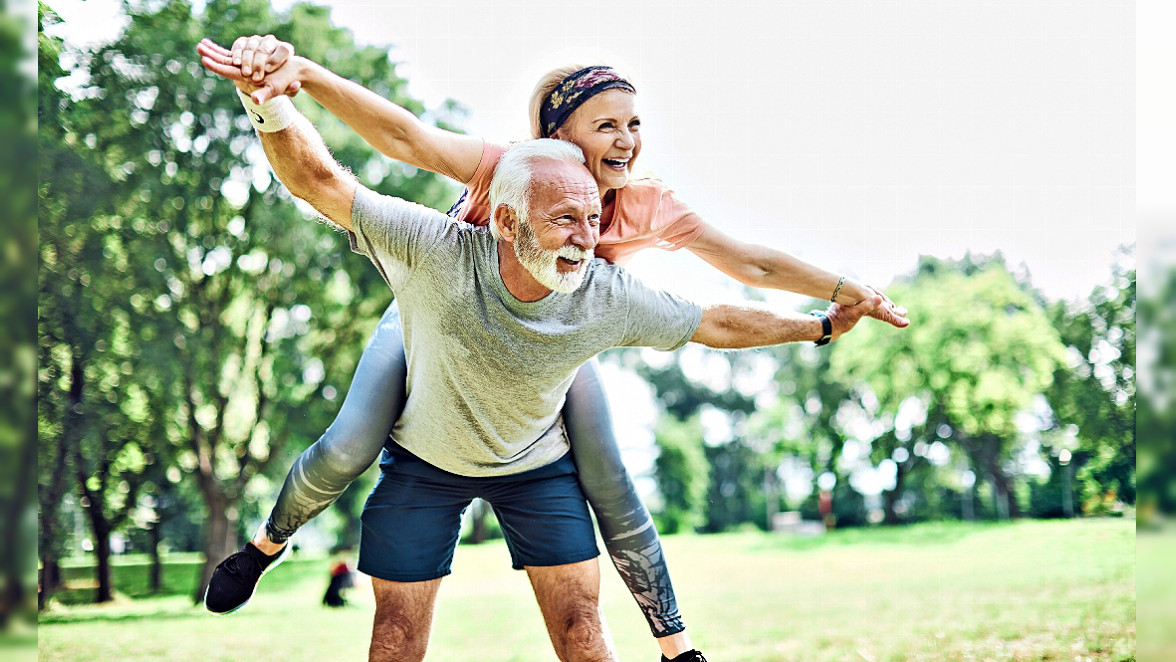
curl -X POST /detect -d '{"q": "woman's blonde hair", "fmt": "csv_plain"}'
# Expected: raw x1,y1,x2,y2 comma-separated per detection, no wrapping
528,63,636,139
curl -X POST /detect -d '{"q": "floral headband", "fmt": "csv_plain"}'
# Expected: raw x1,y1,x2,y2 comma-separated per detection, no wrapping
539,66,637,138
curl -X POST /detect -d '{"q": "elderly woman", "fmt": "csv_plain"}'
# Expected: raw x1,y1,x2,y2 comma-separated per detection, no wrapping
198,36,907,662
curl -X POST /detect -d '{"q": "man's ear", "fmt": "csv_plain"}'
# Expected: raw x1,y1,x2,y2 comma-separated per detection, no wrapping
493,204,518,242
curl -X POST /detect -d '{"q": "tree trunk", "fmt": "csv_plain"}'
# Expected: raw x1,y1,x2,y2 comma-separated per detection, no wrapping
987,462,1020,520
194,491,238,604
86,506,114,603
38,516,64,610
40,353,85,610
882,489,900,525
1,432,37,622
38,557,61,612
882,457,911,525
149,517,164,593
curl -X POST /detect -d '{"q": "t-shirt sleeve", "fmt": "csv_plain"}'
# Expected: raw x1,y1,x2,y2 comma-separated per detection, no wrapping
453,142,508,226
617,270,703,351
347,185,452,291
654,185,707,250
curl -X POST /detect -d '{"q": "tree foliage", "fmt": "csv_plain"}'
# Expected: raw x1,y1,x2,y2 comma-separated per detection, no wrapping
38,0,460,604
831,255,1069,521
651,414,709,534
1044,249,1135,510
0,0,38,628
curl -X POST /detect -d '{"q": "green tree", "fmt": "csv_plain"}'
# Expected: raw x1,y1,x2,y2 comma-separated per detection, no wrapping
651,414,709,534
1044,249,1135,513
831,255,1068,521
0,0,37,628
37,2,121,605
748,341,863,523
626,347,771,531
1137,259,1174,521
38,0,460,603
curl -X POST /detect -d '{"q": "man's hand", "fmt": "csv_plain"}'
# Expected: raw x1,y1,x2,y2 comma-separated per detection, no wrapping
826,295,883,341
862,286,910,328
196,37,301,103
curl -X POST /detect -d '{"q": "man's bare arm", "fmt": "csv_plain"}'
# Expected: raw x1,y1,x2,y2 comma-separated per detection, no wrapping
200,52,357,230
690,296,881,349
255,108,357,231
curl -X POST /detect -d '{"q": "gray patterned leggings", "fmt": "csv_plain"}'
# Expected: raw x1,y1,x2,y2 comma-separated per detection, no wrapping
264,301,685,637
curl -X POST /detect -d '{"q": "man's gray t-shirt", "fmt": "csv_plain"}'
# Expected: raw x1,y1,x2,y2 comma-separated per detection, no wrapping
349,186,703,477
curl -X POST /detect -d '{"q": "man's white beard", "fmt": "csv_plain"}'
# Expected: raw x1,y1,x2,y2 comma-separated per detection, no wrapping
515,218,593,293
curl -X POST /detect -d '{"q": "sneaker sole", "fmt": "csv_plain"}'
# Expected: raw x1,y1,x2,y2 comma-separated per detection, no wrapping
204,544,290,615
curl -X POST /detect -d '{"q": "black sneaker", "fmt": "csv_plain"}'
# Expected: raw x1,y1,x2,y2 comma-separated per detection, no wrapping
661,651,708,662
204,542,289,614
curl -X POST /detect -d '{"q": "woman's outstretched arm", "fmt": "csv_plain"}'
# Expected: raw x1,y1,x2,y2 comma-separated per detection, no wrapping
197,37,484,184
685,224,911,328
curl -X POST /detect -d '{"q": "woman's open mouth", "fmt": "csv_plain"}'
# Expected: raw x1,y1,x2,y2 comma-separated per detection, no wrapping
602,157,629,172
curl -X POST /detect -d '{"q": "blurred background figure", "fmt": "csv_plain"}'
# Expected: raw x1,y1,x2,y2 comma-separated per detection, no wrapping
322,554,355,608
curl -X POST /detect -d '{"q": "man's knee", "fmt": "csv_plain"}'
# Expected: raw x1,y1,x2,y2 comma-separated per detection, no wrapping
552,603,610,660
369,610,429,662
368,577,439,662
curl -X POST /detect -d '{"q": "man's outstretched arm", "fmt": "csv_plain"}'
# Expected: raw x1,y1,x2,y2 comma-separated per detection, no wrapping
691,296,881,349
201,53,357,230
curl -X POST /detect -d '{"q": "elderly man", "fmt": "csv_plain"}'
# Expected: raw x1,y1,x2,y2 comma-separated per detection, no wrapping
203,63,880,661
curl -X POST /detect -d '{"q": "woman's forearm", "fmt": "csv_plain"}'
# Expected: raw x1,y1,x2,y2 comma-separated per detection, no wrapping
296,58,426,163
293,57,483,183
686,225,872,303
298,61,418,161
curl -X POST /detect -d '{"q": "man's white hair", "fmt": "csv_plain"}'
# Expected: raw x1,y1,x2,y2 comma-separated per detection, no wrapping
488,139,586,240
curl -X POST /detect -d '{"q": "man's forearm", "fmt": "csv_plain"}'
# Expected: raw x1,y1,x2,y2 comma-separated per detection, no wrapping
692,304,823,349
239,84,357,229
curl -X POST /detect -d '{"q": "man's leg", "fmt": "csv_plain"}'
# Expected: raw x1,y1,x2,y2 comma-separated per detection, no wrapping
358,446,474,661
368,577,442,662
527,559,618,662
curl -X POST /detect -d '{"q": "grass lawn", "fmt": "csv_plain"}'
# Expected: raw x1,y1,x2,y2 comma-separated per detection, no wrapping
38,518,1135,661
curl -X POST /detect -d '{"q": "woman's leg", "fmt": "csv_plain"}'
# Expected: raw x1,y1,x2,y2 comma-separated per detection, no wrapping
262,301,407,545
564,359,692,654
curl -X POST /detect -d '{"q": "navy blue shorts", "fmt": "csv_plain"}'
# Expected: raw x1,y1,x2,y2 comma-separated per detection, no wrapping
357,446,599,582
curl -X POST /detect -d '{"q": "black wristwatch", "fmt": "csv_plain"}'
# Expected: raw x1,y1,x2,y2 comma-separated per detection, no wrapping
809,310,832,346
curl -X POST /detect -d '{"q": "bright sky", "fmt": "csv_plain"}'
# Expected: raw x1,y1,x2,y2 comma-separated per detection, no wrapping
50,0,1135,306
45,0,1143,501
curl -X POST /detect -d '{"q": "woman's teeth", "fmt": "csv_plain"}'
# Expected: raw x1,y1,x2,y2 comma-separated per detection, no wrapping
603,158,629,169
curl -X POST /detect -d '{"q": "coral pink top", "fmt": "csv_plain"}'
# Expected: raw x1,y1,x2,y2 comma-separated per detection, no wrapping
450,142,706,266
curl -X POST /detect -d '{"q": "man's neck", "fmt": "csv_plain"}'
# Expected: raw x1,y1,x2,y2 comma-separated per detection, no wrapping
497,241,553,302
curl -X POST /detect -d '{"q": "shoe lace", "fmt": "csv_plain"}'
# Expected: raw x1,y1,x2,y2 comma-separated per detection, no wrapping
220,550,264,580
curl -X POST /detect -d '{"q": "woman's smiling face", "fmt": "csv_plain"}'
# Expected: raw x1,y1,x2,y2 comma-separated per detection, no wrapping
552,88,641,195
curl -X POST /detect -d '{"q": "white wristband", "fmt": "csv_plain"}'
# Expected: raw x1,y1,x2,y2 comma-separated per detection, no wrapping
237,88,296,133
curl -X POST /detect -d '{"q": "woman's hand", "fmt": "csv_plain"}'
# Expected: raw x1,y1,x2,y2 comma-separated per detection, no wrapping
686,225,911,329
196,37,302,103
229,34,294,83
